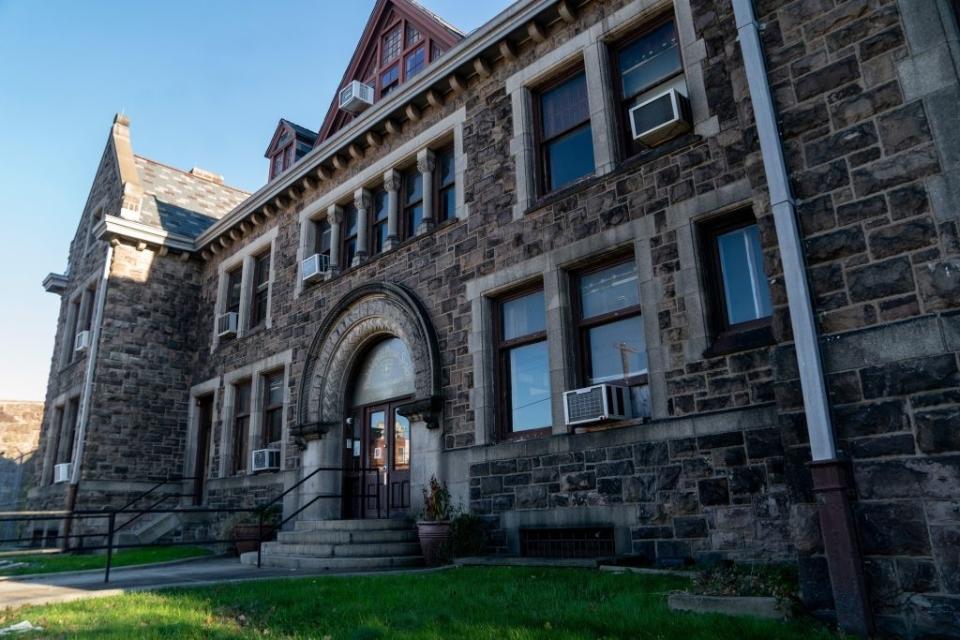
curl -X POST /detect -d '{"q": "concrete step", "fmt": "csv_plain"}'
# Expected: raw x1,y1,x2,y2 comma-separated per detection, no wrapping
260,541,422,558
116,512,181,546
240,551,423,571
293,518,414,532
278,528,419,545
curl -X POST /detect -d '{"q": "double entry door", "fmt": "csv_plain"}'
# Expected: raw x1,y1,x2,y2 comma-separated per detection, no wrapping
343,399,411,518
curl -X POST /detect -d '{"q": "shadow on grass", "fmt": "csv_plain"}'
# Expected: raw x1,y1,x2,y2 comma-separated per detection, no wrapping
11,567,849,640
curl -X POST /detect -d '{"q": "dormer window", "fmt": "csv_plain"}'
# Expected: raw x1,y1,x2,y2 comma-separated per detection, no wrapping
382,27,401,64
265,120,318,181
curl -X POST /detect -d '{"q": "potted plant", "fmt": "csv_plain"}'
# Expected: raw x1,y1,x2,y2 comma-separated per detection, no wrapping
417,475,452,566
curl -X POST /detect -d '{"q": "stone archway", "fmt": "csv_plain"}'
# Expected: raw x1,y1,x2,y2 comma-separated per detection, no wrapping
292,282,442,520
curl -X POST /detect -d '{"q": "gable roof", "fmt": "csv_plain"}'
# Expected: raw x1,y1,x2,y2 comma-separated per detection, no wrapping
134,156,250,238
316,0,464,144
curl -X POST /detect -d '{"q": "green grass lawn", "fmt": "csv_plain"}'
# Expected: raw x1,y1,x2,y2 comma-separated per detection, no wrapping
0,546,212,576
1,567,847,639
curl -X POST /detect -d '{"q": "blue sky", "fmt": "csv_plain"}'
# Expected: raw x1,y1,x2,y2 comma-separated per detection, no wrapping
0,0,512,401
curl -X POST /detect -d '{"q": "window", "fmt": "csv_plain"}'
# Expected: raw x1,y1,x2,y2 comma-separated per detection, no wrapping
225,268,242,316
56,398,79,465
381,65,400,96
64,298,81,363
369,188,389,256
573,258,647,387
262,371,284,446
495,287,552,437
79,287,95,334
382,26,401,64
537,70,595,193
314,218,332,262
435,145,456,223
405,46,426,78
613,18,683,157
249,251,271,329
402,170,423,239
341,203,359,269
233,380,251,474
699,211,774,354
406,24,421,46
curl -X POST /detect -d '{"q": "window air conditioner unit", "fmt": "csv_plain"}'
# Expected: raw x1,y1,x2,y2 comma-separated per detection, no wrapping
217,312,238,338
563,384,631,426
251,448,281,473
339,80,375,114
53,462,71,484
628,88,691,147
301,253,331,284
74,330,90,353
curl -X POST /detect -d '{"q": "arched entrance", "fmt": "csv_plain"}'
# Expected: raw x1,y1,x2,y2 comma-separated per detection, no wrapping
343,337,415,518
293,283,443,522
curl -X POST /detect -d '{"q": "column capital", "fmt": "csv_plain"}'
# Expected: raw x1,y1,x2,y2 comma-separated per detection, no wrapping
326,204,343,225
354,187,372,211
383,168,401,192
416,148,436,174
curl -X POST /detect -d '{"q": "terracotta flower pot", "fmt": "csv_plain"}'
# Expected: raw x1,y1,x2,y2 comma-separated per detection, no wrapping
417,520,452,566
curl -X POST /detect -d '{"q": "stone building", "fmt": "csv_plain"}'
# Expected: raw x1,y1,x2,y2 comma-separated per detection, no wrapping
31,0,960,636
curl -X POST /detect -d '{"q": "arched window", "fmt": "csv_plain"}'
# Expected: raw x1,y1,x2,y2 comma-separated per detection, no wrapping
350,337,415,407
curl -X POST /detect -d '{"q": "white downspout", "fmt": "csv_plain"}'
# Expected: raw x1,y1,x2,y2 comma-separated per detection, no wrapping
732,0,836,461
733,2,873,636
69,241,114,486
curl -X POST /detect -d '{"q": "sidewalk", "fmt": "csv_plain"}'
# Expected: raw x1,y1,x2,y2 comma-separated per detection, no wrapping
0,557,437,609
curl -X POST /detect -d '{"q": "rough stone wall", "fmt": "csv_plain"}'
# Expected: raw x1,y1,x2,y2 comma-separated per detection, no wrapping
753,0,960,635
80,243,203,483
0,401,43,510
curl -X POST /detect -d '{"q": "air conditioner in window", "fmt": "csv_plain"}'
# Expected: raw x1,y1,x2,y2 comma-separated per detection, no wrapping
628,88,692,147
53,462,71,484
251,448,281,473
74,330,90,353
339,80,375,114
217,312,238,338
301,253,331,284
563,384,632,426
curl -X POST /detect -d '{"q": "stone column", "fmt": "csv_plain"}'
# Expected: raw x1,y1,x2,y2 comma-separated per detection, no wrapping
327,204,342,276
416,148,436,235
383,169,400,250
352,189,370,267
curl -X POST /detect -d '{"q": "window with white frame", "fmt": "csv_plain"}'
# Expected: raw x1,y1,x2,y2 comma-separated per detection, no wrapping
214,230,276,345
232,379,251,474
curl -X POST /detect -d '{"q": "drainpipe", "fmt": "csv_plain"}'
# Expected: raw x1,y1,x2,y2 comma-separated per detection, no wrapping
732,1,872,636
62,241,115,548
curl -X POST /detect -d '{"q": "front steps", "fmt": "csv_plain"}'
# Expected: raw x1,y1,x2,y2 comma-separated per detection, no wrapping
240,518,423,571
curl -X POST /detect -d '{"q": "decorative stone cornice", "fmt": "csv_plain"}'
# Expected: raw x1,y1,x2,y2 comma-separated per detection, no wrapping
95,214,195,252
42,272,69,295
396,395,443,429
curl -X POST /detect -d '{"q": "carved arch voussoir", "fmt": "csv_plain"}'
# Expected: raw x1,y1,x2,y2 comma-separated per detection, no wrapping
295,283,442,445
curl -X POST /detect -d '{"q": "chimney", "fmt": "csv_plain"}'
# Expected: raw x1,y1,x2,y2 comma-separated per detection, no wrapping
190,167,224,185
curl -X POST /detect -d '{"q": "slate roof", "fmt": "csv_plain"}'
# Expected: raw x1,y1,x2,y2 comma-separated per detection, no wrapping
134,156,250,238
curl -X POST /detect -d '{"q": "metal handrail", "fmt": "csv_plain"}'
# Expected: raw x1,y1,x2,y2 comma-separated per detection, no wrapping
0,465,391,583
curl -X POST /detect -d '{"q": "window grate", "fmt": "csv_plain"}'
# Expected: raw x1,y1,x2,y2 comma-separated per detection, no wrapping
520,526,615,559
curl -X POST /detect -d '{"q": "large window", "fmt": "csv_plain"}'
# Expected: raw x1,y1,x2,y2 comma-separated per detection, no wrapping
370,188,389,256
495,287,552,437
405,45,426,78
262,371,284,446
613,18,683,157
225,268,242,316
435,145,456,223
699,211,773,354
233,380,251,474
55,398,80,466
341,203,359,269
249,250,271,329
402,170,423,239
574,257,647,387
537,70,595,193
382,26,401,64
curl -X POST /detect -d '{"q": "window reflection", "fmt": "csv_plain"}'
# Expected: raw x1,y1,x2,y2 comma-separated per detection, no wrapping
351,338,415,406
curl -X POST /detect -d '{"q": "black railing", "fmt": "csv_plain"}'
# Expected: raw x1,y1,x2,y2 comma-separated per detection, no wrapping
0,465,387,583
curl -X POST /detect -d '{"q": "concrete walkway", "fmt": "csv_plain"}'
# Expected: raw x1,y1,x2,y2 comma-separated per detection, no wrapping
0,557,441,609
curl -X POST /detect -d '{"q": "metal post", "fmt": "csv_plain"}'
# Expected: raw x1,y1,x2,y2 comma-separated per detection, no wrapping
256,509,263,568
104,512,115,584
377,469,382,519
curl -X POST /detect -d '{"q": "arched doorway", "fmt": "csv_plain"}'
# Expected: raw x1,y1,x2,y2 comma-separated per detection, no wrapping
343,337,415,519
